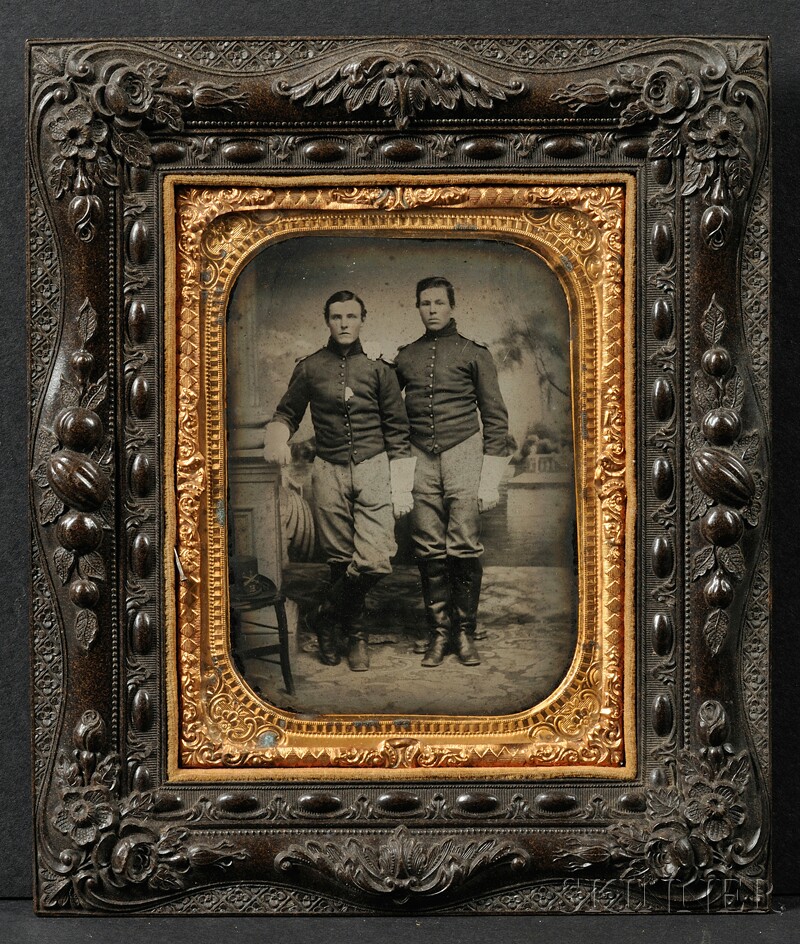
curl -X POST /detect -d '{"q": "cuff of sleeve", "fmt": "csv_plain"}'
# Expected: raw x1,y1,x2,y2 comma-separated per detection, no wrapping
270,416,295,434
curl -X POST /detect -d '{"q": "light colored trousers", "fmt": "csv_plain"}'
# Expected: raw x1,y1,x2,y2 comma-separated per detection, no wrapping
311,452,396,576
410,432,483,560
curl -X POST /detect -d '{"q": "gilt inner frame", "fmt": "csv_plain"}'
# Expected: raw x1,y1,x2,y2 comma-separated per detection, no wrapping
163,173,637,781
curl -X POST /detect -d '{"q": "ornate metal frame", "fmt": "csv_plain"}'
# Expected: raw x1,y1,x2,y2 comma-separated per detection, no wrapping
28,37,770,914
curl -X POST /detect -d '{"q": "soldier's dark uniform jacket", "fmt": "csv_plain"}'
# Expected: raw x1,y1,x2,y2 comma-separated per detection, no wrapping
271,338,411,465
395,319,509,457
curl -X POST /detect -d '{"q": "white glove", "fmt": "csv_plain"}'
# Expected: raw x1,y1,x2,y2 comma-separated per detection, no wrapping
263,421,292,466
390,457,416,519
478,455,510,513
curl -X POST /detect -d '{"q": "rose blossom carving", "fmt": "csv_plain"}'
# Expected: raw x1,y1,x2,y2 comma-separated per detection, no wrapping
638,822,712,885
552,46,764,217
103,66,155,117
641,65,701,122
37,52,246,241
108,831,159,885
39,711,247,908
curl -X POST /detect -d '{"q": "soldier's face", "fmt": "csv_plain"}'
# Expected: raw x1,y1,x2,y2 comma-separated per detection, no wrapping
326,300,365,346
417,287,454,331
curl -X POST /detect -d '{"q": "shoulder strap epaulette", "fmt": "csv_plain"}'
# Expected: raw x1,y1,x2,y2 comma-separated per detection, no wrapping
295,347,324,364
392,342,412,361
457,332,489,351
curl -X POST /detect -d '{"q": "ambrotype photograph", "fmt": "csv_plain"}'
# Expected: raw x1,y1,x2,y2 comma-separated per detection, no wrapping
226,235,577,716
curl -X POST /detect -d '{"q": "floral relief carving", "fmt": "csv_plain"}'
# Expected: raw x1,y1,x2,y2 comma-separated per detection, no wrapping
27,37,769,916
329,185,471,211
559,701,767,910
276,825,528,902
150,37,645,76
553,43,767,247
274,52,525,129
33,48,246,240
39,711,247,910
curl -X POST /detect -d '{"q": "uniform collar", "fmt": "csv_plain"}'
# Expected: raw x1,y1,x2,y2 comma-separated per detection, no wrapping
424,318,458,340
326,337,364,358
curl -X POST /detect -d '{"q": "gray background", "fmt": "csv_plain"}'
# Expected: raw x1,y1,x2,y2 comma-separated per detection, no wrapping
6,0,798,934
228,235,571,448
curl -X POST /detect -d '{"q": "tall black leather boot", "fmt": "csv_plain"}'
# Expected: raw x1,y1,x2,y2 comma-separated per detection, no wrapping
341,572,382,672
418,558,452,667
448,556,482,666
313,563,349,666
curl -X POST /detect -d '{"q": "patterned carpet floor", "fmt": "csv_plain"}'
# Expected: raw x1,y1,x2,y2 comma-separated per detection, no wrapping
239,564,578,716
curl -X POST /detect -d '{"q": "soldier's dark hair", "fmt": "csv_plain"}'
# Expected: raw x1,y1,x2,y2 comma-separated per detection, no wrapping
416,276,455,307
323,290,367,322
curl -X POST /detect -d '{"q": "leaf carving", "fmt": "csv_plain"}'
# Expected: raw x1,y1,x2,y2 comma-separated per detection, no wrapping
719,545,745,581
739,432,760,464
688,474,713,521
725,152,752,198
741,471,765,528
701,294,726,346
55,754,82,790
39,427,59,456
92,754,121,791
682,157,715,198
724,754,751,790
78,553,105,582
141,61,169,83
694,371,718,412
39,488,65,526
649,125,682,159
74,608,99,650
32,462,50,491
119,791,155,817
619,98,651,126
49,157,74,199
53,547,75,584
722,369,744,410
96,153,119,188
32,47,66,78
39,871,73,909
112,129,152,169
277,825,527,899
725,42,760,73
276,54,525,129
703,610,729,656
77,299,98,347
83,374,108,412
692,546,716,581
151,96,183,132
41,711,248,909
58,377,82,409
617,62,648,86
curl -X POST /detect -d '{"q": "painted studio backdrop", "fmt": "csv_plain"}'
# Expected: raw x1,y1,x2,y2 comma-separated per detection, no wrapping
226,235,578,716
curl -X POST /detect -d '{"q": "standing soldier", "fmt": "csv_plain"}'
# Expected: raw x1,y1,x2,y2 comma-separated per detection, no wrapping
395,277,510,667
263,291,415,672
